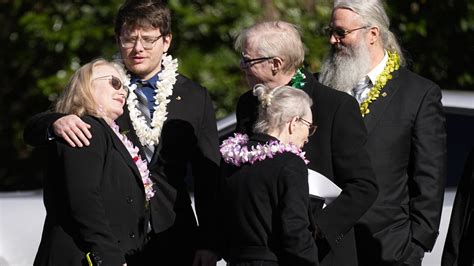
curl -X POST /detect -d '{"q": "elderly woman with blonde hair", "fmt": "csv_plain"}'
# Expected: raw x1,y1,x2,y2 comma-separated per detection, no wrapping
34,58,153,266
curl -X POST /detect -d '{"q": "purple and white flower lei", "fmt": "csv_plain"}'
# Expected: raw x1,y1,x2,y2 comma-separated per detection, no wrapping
220,133,309,166
111,122,156,201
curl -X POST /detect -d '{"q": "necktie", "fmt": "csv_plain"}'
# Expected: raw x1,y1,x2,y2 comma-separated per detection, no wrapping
352,76,371,104
135,83,155,162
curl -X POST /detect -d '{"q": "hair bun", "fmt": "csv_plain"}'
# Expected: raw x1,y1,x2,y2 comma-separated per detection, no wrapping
253,84,275,108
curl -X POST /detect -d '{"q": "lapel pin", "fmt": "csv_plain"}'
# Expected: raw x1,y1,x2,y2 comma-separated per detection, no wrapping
176,96,181,100
382,92,387,97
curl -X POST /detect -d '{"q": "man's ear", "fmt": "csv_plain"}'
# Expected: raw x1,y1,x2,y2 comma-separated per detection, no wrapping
368,26,380,45
163,33,173,53
271,57,284,74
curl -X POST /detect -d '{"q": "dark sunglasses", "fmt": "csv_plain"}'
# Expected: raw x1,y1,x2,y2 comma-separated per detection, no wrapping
93,75,128,94
324,25,369,38
298,117,317,136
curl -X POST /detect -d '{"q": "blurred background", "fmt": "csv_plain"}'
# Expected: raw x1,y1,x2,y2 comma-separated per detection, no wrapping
1,0,473,191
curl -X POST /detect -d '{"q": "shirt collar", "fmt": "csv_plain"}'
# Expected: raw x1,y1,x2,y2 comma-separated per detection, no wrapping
130,72,160,90
366,50,388,85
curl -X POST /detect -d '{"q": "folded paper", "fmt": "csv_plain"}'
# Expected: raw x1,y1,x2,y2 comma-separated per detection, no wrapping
308,169,342,206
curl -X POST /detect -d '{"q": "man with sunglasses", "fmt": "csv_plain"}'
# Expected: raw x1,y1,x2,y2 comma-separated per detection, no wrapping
24,1,220,265
319,1,447,265
234,20,378,266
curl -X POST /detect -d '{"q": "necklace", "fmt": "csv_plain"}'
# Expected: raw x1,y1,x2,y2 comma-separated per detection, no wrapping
125,54,179,146
110,121,155,201
290,68,306,89
359,51,400,117
220,133,309,166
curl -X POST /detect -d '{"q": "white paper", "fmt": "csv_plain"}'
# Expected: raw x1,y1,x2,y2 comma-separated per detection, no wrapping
308,169,342,205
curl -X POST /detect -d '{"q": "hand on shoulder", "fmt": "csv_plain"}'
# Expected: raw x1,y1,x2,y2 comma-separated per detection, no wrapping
53,114,92,147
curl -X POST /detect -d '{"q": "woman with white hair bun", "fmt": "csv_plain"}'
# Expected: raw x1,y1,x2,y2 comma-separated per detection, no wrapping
218,84,319,266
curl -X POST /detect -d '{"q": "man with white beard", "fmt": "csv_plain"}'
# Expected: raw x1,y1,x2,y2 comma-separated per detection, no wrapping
319,1,447,265
319,33,372,95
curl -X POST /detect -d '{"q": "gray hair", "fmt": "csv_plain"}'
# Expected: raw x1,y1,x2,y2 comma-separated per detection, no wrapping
253,84,312,134
234,21,305,73
334,0,405,65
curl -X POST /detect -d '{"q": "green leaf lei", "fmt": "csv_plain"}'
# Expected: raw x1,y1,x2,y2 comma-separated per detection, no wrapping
359,51,400,117
290,68,306,89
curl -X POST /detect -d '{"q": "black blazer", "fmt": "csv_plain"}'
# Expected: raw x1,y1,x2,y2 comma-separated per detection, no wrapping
34,116,148,266
442,148,474,266
116,74,220,244
218,133,319,266
236,70,378,266
354,67,447,265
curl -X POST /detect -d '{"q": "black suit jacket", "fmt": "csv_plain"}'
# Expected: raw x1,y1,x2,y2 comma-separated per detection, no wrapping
218,133,319,266
442,148,474,266
117,74,220,238
24,74,220,261
235,70,378,266
34,116,148,266
355,67,447,265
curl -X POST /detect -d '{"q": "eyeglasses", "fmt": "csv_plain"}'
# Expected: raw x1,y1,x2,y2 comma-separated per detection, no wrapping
240,53,274,68
297,117,317,136
119,35,163,49
324,25,369,38
92,75,128,94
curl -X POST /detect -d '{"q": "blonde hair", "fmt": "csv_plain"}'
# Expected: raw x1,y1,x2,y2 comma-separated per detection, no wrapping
235,21,305,73
253,84,312,134
55,58,126,117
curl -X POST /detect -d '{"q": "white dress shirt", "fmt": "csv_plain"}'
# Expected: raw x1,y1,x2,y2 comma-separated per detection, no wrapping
351,51,389,103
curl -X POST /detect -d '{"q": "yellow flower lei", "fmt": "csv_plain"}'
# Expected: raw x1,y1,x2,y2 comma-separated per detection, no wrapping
359,51,400,117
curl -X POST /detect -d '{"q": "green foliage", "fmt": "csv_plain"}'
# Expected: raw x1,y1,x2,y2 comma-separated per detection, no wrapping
0,0,122,190
388,0,474,90
170,0,332,118
1,0,473,190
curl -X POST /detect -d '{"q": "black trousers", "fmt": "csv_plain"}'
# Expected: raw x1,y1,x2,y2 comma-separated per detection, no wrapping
138,208,198,266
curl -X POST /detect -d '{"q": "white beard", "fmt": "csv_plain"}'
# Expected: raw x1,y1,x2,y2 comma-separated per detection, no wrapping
319,40,371,93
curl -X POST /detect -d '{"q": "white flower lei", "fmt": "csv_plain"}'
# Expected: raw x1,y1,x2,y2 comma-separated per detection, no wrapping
124,55,179,146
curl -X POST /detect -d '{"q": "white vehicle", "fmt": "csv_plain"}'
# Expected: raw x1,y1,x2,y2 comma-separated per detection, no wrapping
1,90,473,266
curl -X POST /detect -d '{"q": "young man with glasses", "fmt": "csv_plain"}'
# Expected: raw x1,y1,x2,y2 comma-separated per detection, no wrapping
234,20,378,266
24,1,220,265
319,1,447,265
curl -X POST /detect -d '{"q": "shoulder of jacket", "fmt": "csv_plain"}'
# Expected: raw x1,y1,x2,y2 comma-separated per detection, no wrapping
175,73,207,92
308,80,355,106
81,115,109,140
274,151,307,168
397,67,440,90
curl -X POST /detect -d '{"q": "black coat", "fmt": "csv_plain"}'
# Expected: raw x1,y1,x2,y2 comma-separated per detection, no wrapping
34,116,148,266
354,67,447,265
218,133,319,266
235,70,378,266
25,74,221,265
442,148,474,266
116,74,221,264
